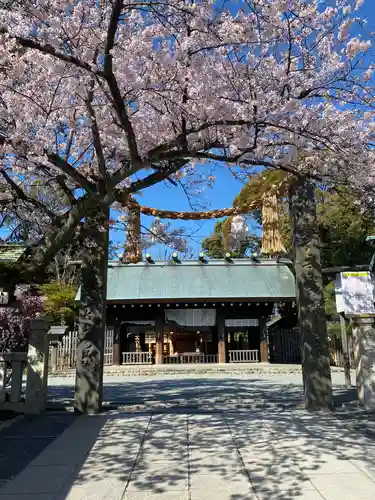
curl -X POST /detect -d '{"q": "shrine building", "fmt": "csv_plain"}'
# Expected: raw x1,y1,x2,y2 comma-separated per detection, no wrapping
90,256,298,365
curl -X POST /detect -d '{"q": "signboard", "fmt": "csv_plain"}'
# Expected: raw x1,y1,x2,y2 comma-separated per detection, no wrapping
335,272,375,315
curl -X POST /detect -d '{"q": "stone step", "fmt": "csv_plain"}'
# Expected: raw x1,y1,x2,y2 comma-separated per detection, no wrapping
49,363,348,378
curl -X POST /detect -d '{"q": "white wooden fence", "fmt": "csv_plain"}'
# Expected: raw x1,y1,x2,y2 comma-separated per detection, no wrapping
122,352,152,364
164,353,218,364
0,352,27,411
228,349,259,363
49,330,77,370
49,327,114,371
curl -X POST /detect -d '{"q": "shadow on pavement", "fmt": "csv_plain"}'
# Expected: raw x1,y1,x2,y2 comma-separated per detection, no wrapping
1,376,372,500
48,375,359,411
0,411,76,488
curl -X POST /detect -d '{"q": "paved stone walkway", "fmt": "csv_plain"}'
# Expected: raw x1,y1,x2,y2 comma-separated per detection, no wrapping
1,407,375,500
0,373,373,499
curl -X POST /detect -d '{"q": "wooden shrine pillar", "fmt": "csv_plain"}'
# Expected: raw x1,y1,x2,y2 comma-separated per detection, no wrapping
155,313,164,365
113,321,121,365
259,319,269,363
217,312,227,363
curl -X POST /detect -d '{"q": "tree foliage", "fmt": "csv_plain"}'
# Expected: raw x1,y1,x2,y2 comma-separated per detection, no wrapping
202,220,259,258
279,188,375,269
230,166,375,270
0,285,44,352
38,282,77,329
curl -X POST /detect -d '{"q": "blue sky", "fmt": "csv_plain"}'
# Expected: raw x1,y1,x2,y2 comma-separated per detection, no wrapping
129,165,251,257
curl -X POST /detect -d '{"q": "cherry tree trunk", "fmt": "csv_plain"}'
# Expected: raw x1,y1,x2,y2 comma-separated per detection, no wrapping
289,176,333,410
74,203,109,414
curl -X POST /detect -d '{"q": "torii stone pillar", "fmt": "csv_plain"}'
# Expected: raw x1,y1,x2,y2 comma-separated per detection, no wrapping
351,315,375,409
290,176,333,410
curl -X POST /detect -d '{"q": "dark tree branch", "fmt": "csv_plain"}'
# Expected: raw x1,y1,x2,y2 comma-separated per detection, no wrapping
85,81,106,180
0,169,57,219
20,192,107,274
45,152,96,193
127,159,189,194
13,35,104,76
103,0,140,164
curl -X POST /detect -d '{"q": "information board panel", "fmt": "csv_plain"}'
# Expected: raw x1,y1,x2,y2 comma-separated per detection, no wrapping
335,272,375,315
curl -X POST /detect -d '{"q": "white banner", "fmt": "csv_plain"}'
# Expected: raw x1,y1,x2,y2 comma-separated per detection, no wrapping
225,319,259,327
165,309,216,327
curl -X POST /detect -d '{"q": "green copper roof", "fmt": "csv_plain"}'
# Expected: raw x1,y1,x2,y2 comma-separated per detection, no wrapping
76,259,295,302
0,245,26,263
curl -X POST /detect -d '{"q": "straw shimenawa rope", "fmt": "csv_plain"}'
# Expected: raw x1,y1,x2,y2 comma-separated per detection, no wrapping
120,201,142,264
260,193,286,256
121,178,288,262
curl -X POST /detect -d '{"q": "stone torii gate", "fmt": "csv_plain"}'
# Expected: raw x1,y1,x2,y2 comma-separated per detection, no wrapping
73,172,333,414
118,173,333,412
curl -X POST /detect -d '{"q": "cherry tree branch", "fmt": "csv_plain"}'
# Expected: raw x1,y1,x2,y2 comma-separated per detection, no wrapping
20,192,108,274
103,0,140,164
13,36,104,76
0,169,57,219
127,159,189,194
45,152,96,193
84,81,106,180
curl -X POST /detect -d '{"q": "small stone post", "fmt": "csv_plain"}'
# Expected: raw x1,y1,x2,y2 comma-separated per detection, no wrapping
25,319,50,414
351,315,375,409
50,345,58,373
340,314,351,389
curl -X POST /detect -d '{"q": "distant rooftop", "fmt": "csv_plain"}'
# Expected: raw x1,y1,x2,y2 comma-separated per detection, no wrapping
76,258,295,303
0,244,26,263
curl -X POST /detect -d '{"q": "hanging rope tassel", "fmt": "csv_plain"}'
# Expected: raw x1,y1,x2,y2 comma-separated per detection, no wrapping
261,194,286,256
121,199,142,264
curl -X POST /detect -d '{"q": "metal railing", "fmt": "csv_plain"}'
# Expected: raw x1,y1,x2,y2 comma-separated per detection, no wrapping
228,349,259,363
164,353,218,364
122,352,152,364
0,352,27,410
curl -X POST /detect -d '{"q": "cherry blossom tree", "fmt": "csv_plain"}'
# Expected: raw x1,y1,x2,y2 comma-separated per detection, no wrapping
1,0,374,412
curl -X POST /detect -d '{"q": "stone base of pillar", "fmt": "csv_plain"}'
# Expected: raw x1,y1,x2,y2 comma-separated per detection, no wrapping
352,315,375,409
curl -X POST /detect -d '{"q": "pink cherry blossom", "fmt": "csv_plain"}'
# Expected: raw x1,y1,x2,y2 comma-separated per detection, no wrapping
0,0,373,244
